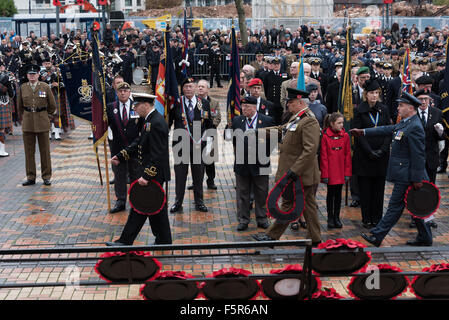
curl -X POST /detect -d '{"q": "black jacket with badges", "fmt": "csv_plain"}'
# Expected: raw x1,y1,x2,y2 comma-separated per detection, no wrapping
169,95,213,151
116,109,170,183
231,113,276,176
107,99,143,156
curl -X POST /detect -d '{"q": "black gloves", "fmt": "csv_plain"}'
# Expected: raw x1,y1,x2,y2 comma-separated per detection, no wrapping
287,170,298,181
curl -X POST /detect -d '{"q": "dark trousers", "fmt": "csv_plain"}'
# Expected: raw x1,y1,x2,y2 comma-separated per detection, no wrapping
439,140,448,171
174,162,205,205
370,182,432,244
350,174,360,201
235,174,269,225
358,176,386,225
209,66,221,87
326,184,343,216
426,163,437,184
112,157,140,206
118,205,172,245
205,163,216,186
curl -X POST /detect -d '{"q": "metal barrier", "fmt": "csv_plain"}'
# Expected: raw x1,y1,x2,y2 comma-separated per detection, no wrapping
0,241,449,299
133,53,258,78
0,240,315,298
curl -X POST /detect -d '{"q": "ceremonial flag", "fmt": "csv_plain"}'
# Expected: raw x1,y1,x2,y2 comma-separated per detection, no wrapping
154,24,179,119
91,33,108,152
226,25,241,122
181,8,189,78
297,56,306,91
337,26,353,133
401,48,413,94
60,60,93,121
440,41,449,131
397,47,413,123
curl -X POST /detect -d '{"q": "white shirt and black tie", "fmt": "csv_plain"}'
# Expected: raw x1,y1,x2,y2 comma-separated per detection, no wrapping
420,108,428,127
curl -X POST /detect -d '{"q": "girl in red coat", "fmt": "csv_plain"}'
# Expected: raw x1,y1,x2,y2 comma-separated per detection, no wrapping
320,112,352,229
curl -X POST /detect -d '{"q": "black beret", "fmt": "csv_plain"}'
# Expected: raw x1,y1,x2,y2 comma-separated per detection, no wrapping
241,96,258,105
181,77,196,89
415,75,433,85
286,87,309,102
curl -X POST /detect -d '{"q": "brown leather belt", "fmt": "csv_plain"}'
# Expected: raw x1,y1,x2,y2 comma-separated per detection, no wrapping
24,107,46,112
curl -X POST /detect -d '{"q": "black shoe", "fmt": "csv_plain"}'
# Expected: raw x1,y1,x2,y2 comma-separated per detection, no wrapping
22,180,36,186
409,220,416,228
109,179,115,185
349,200,360,207
195,204,208,212
334,217,342,228
187,185,194,190
406,240,432,247
437,168,446,173
207,184,217,190
252,233,275,242
170,203,183,213
237,223,248,231
43,179,51,186
327,215,336,229
361,232,382,247
257,222,270,229
428,221,438,229
290,222,299,231
110,204,125,214
105,241,128,246
217,85,223,88
299,221,307,229
249,200,254,210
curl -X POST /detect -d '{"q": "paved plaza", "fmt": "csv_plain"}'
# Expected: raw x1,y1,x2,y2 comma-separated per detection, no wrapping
0,85,449,300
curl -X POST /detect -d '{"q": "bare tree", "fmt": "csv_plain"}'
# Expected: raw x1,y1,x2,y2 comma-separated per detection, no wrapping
234,0,248,46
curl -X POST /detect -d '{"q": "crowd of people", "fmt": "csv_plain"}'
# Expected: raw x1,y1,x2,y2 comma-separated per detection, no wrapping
0,20,448,247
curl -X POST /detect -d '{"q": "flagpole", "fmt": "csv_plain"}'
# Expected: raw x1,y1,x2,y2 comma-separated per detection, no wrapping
94,32,111,212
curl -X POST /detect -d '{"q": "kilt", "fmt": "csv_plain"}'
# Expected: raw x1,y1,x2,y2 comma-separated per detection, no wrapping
52,88,75,130
0,100,12,130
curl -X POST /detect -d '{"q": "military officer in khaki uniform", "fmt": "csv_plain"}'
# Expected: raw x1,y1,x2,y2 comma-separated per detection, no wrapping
17,64,56,186
253,87,322,246
250,52,265,73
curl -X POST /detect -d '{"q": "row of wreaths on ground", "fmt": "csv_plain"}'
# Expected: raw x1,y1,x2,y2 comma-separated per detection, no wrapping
94,238,448,300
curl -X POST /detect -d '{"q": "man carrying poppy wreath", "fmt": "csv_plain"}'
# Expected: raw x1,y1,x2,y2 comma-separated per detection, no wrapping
106,93,172,246
252,87,322,246
351,91,432,247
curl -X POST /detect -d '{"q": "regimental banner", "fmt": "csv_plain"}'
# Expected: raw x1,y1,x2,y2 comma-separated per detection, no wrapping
60,60,93,122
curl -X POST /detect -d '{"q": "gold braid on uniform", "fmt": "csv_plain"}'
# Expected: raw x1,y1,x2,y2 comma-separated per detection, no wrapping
120,150,130,161
144,166,157,177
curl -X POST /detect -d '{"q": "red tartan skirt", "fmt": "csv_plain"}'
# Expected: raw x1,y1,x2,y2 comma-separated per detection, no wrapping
0,99,12,130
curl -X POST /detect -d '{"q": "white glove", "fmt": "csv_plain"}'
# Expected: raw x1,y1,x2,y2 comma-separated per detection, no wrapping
185,60,190,67
439,140,445,153
434,123,444,137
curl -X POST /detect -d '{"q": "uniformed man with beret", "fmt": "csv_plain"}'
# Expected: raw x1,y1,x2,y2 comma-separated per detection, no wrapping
228,96,275,231
17,64,56,186
106,82,143,213
252,87,322,246
169,77,213,213
107,92,172,246
247,77,274,118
